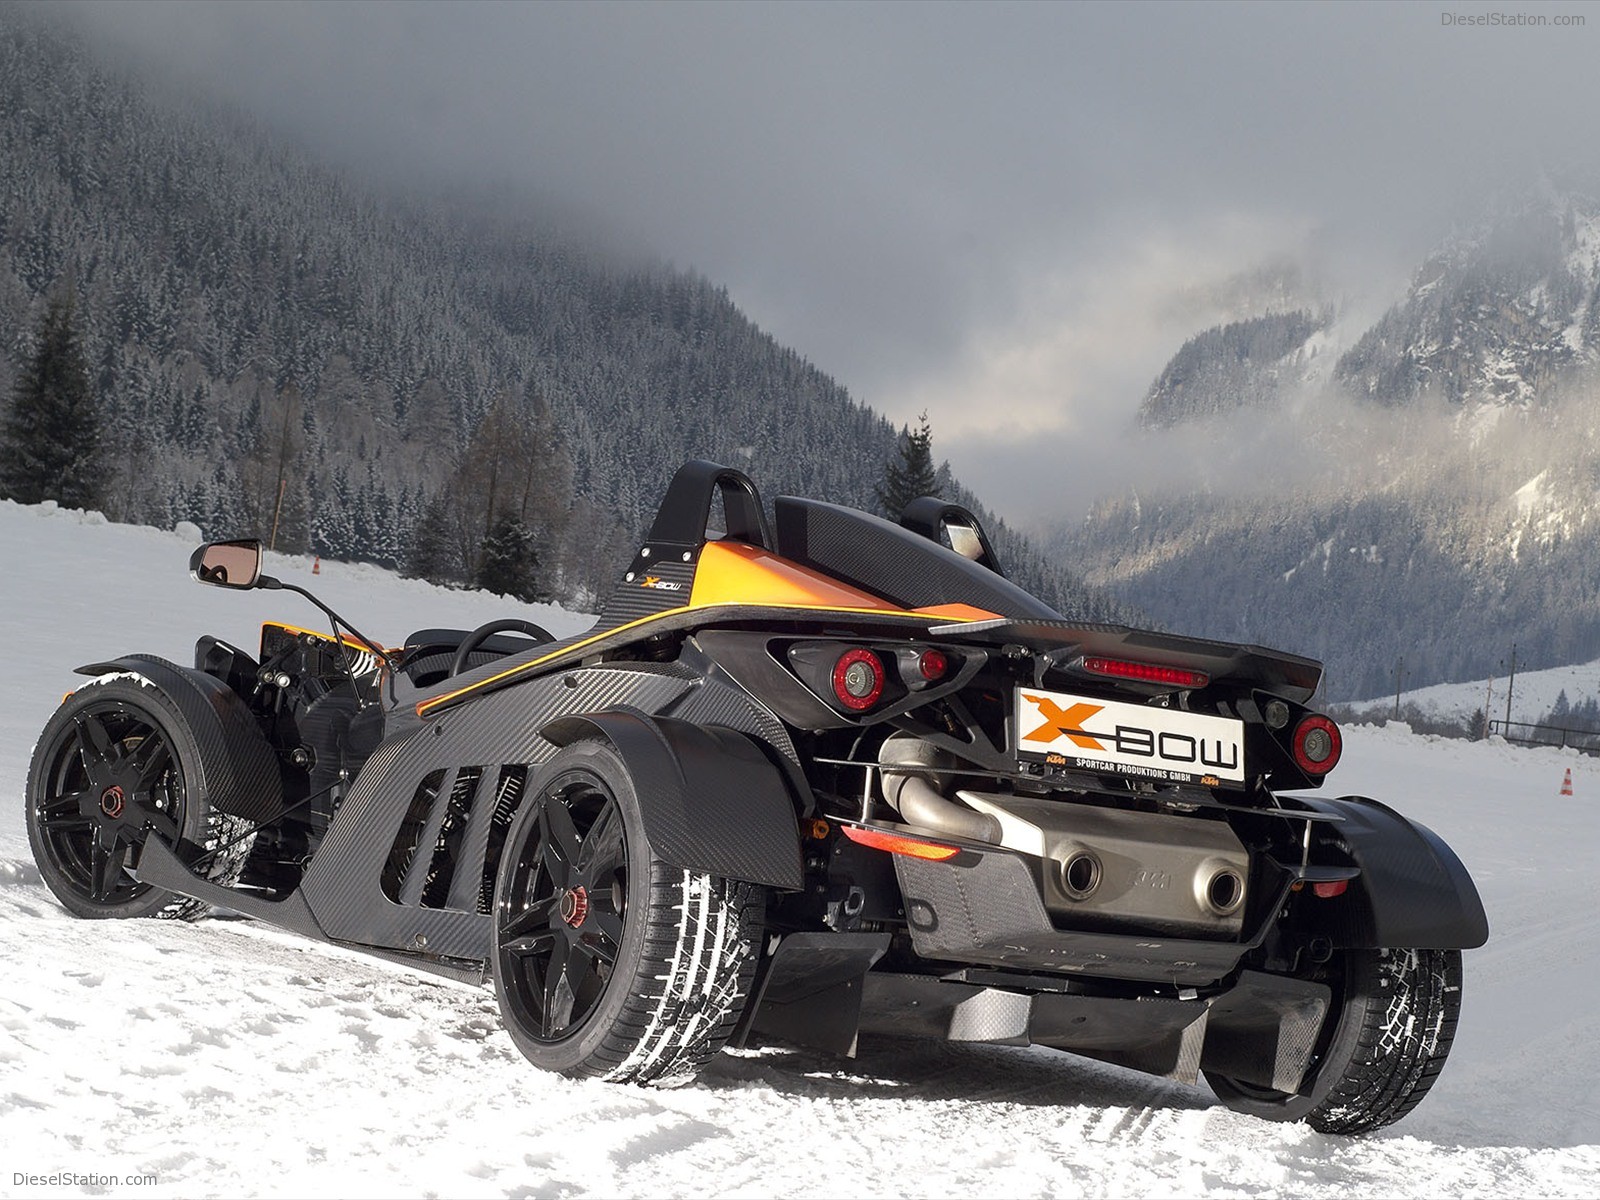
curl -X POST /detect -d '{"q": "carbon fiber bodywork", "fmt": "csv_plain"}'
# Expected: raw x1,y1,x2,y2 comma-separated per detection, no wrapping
1279,793,1490,949
76,654,284,823
300,662,804,962
773,495,1061,618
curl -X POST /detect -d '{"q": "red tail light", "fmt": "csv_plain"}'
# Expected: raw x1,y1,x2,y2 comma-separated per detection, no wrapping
1080,656,1209,689
1292,714,1342,775
831,648,885,711
917,649,949,681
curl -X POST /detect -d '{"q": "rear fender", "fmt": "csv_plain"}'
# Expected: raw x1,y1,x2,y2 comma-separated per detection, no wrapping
1291,793,1488,949
76,654,283,823
541,707,804,891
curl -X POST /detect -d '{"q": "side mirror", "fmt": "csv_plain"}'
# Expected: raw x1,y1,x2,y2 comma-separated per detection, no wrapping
190,539,264,589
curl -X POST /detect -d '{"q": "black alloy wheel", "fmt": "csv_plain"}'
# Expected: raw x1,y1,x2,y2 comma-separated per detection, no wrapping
496,765,629,1041
492,739,766,1085
26,677,244,920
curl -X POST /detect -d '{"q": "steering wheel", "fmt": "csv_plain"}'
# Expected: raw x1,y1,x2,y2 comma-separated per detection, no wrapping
449,618,556,677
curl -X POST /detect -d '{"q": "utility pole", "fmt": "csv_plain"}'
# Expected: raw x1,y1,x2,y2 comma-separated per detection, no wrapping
1394,656,1405,719
1505,643,1518,731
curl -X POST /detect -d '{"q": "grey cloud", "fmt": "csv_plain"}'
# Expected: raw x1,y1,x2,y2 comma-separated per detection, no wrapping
61,0,1600,517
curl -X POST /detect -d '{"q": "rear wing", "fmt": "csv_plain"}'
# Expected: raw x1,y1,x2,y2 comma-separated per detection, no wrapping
929,618,1324,703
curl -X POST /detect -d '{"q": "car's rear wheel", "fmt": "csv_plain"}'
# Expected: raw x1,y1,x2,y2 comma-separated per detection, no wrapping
26,677,252,921
491,739,765,1085
1204,947,1463,1134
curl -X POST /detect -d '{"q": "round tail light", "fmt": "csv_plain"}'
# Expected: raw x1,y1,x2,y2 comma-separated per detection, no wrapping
831,648,885,711
1292,714,1342,775
917,649,949,681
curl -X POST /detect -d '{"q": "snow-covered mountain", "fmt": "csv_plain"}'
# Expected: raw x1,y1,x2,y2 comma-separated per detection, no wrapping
0,500,1595,1197
1058,188,1600,700
1138,309,1334,429
1144,186,1600,430
1337,189,1600,412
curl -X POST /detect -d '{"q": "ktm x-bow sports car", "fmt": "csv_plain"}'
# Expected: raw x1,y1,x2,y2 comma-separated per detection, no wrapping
26,461,1487,1134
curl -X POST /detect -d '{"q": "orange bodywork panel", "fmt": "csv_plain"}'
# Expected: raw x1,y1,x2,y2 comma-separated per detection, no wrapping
912,602,1004,622
688,543,999,623
688,542,908,613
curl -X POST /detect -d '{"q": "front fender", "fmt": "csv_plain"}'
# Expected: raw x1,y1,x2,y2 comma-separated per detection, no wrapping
76,654,283,823
1291,793,1489,949
542,707,805,892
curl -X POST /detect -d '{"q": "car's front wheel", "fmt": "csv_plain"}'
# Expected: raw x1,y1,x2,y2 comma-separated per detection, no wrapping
26,676,253,921
1205,947,1463,1134
491,739,765,1085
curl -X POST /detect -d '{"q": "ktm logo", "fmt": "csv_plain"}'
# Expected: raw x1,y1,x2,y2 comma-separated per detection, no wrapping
1021,694,1105,749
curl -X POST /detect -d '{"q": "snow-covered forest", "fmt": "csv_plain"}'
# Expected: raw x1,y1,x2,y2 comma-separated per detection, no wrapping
0,10,1117,621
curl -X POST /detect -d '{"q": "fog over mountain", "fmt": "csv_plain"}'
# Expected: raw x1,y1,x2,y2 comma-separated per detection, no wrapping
1056,185,1600,699
0,7,1126,622
53,1,1600,522
13,2,1600,697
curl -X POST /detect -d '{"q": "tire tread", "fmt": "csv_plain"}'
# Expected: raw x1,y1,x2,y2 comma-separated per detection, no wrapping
1306,948,1463,1135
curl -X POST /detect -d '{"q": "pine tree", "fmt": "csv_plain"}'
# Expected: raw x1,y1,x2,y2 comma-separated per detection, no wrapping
875,411,940,518
1,292,104,508
474,511,544,603
404,495,459,584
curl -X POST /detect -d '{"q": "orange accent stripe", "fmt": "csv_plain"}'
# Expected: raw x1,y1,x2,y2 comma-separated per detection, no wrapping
415,543,1001,717
415,606,697,716
911,602,1002,622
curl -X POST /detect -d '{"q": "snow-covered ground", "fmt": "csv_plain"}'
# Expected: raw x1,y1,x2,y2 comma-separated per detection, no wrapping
1349,654,1600,733
1,502,1596,1198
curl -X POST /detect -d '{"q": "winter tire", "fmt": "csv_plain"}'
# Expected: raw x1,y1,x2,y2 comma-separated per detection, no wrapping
26,676,254,921
491,738,765,1085
1204,947,1463,1134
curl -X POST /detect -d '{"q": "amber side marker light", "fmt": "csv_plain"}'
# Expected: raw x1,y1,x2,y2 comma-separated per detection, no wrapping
841,824,961,861
1080,656,1209,689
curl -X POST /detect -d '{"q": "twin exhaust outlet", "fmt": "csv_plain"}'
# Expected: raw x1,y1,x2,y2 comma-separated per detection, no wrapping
877,734,1251,935
1056,844,1245,917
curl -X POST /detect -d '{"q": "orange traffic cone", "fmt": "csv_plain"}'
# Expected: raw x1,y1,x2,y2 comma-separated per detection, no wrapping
312,556,321,575
1561,768,1573,796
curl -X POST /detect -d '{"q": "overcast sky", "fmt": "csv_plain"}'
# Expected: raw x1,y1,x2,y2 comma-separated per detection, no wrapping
62,0,1600,522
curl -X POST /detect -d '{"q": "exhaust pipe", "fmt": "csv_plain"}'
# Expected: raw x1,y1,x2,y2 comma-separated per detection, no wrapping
878,735,1002,845
1195,858,1246,917
1057,844,1103,900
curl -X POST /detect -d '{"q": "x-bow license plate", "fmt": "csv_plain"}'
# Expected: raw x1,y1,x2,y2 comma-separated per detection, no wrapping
1015,688,1246,787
